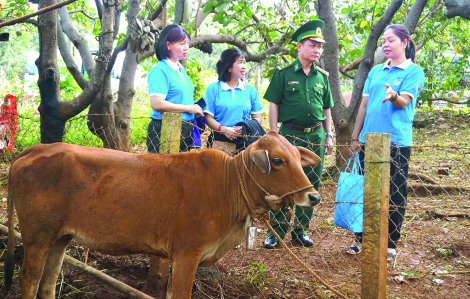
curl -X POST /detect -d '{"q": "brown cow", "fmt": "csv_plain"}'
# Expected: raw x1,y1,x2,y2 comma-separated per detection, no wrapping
4,131,321,299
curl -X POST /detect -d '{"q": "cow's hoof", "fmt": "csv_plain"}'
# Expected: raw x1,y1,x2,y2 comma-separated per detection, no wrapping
263,236,279,249
292,235,313,247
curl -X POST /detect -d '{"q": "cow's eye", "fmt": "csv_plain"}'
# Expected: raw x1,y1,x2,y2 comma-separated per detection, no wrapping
272,158,284,166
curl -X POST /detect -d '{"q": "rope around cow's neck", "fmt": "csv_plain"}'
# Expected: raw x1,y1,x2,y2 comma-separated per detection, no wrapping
239,150,314,207
232,152,350,299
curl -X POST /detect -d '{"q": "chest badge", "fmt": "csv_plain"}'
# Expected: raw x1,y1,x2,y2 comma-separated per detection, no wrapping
288,81,299,85
393,79,403,86
316,83,324,89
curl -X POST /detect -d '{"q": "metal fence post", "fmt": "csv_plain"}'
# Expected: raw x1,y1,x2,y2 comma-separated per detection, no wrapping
361,133,391,299
148,112,182,296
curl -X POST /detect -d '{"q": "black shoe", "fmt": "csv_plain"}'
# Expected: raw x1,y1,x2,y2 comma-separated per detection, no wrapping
292,235,313,247
263,236,279,249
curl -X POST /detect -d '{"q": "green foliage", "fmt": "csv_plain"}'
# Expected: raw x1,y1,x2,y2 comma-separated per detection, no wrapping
0,29,38,79
186,57,217,101
59,65,82,100
436,248,454,258
0,70,27,98
128,102,151,147
246,262,267,290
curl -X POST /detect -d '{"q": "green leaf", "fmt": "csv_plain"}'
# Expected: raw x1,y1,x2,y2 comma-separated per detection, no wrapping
203,1,215,13
244,6,252,17
360,20,368,28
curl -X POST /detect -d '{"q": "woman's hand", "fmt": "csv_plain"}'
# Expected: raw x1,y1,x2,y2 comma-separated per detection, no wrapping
187,104,204,118
350,139,360,155
382,83,398,102
223,126,241,140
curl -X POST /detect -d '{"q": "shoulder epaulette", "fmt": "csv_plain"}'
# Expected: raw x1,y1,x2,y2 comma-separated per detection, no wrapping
277,62,293,71
317,66,329,77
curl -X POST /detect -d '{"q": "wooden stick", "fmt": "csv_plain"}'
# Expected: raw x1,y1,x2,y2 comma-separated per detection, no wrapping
83,247,90,264
0,224,153,299
0,0,78,28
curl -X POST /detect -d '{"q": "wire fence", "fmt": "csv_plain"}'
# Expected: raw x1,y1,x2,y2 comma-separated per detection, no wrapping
1,112,469,298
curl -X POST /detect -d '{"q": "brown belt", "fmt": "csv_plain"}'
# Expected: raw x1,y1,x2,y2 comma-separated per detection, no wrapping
283,121,322,133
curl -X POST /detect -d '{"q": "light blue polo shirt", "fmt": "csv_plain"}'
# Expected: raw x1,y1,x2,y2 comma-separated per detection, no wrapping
148,58,195,121
360,59,425,146
204,80,263,127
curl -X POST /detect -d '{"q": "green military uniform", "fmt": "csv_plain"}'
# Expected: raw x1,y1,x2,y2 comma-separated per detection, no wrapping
264,20,334,241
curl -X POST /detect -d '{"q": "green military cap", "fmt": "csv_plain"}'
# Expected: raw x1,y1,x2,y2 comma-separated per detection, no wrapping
292,19,325,43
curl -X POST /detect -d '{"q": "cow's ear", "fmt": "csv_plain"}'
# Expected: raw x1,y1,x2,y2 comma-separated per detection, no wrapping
296,146,321,167
250,150,271,174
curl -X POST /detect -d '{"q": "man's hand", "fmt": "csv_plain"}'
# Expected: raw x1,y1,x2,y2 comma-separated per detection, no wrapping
325,135,333,155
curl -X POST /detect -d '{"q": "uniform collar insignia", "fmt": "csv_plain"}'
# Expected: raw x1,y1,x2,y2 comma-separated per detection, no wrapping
294,60,300,72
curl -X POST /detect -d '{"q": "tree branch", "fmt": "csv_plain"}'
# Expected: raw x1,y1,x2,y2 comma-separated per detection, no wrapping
193,0,215,33
57,21,87,90
69,9,99,20
0,0,78,28
14,18,39,26
94,0,104,21
404,0,429,35
339,68,355,80
59,5,116,119
58,6,95,76
190,34,289,62
148,0,169,21
341,0,427,75
417,1,443,28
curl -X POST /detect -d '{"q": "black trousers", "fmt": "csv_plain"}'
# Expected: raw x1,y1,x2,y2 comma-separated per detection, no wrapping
147,119,192,153
356,145,411,249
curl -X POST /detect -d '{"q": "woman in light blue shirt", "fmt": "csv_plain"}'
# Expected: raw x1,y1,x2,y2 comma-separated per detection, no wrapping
204,48,263,154
348,25,425,259
147,25,203,153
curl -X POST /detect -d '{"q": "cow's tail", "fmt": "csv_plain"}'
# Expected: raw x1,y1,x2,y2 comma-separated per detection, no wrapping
4,164,16,293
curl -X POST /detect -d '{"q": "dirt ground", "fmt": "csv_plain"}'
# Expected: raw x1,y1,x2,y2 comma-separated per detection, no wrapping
0,109,469,298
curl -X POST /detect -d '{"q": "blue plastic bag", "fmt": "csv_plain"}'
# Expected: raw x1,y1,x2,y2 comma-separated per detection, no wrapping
334,153,364,233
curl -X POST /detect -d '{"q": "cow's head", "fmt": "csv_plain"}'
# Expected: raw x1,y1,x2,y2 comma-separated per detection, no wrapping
239,131,322,214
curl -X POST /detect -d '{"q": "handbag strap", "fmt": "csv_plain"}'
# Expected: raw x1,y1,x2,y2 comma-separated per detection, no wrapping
346,153,363,174
351,153,363,174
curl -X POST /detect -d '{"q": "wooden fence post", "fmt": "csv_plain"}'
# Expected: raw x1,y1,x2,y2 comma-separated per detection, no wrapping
159,112,182,154
148,112,182,297
361,133,391,299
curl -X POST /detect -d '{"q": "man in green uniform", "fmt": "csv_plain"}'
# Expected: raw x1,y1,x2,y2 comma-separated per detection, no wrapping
263,19,334,248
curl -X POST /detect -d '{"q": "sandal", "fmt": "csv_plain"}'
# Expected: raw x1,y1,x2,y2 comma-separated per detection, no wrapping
387,248,397,261
346,241,362,255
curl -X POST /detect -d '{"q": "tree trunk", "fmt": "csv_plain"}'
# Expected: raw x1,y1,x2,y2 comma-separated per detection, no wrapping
88,1,141,151
37,0,114,144
37,0,65,144
317,0,350,171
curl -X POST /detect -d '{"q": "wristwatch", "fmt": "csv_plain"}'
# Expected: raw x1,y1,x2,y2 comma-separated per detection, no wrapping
325,132,334,138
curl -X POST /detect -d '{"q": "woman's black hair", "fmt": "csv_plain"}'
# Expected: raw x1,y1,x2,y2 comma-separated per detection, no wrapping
155,25,190,61
384,24,416,62
216,48,247,82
